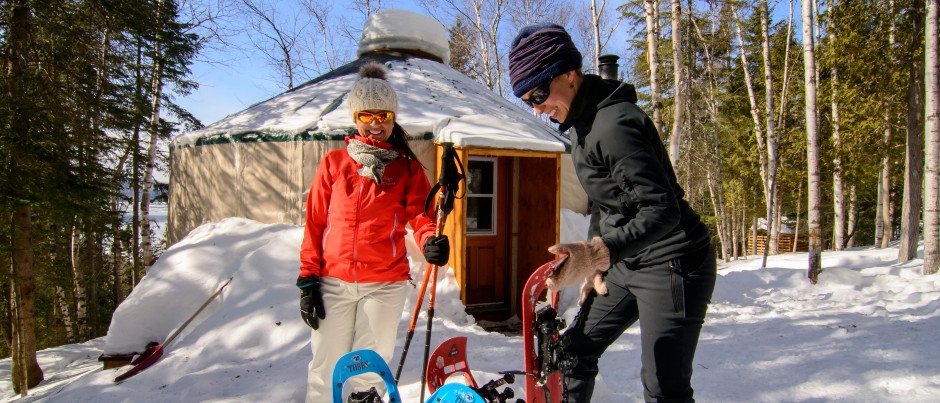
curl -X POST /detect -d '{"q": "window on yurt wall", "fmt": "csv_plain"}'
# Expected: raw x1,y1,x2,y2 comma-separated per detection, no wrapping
466,157,497,235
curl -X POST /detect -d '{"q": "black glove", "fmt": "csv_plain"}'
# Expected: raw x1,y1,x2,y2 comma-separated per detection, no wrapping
297,275,326,330
423,235,450,266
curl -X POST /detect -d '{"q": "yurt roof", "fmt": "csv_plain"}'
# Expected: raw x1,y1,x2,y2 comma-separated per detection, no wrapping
173,9,568,154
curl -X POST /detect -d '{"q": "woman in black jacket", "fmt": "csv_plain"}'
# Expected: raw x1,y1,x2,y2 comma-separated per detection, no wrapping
508,23,717,403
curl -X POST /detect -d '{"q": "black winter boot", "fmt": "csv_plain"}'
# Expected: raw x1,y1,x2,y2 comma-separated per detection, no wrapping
347,387,383,403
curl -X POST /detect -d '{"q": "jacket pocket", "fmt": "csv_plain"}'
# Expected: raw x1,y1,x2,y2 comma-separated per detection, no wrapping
616,189,640,217
669,259,686,315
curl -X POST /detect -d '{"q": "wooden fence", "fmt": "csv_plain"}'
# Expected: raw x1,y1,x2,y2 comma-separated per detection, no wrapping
747,233,809,254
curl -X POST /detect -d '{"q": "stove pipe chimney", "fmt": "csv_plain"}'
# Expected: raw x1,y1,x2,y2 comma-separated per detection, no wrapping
598,54,620,81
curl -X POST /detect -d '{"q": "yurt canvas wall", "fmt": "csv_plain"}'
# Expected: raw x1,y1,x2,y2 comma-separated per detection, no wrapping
168,133,436,245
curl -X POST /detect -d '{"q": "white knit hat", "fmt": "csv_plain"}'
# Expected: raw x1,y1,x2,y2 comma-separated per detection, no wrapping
348,62,398,120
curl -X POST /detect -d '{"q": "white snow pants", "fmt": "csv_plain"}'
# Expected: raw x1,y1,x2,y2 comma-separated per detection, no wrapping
305,277,408,403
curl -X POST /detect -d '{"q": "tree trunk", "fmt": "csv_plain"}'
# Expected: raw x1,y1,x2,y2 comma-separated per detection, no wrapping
113,237,125,305
876,168,885,247
706,166,730,262
590,0,603,69
802,0,823,283
770,188,783,255
467,0,503,93
669,0,685,165
761,0,780,260
880,121,894,248
794,177,803,253
54,286,75,344
777,0,795,132
11,206,44,394
70,223,88,340
6,0,43,393
879,0,897,249
141,0,166,276
899,0,926,263
645,0,664,132
924,0,939,275
752,216,758,255
732,201,741,259
733,4,776,266
1,282,11,358
847,185,858,248
829,0,845,251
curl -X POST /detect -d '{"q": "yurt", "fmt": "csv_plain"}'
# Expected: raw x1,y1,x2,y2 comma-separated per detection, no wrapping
168,9,587,320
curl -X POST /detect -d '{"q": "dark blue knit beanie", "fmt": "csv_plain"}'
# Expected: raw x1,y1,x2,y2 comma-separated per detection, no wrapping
508,23,583,98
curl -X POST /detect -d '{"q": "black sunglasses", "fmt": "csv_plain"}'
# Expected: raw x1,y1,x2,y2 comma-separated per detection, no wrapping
522,79,552,107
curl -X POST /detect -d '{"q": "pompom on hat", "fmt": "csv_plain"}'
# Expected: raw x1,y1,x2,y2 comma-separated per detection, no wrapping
348,62,398,120
508,23,583,98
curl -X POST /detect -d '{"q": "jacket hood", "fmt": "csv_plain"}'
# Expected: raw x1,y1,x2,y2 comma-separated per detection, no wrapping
599,81,638,108
560,75,638,132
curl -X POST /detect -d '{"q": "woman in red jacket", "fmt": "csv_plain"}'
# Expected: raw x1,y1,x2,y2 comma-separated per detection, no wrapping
296,62,449,403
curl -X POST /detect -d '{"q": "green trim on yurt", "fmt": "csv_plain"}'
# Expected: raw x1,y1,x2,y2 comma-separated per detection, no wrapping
172,128,434,149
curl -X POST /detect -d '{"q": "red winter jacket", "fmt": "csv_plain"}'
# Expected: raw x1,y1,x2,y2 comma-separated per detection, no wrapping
299,136,437,283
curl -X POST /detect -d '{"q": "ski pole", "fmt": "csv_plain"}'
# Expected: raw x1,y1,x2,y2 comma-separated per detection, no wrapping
114,276,233,382
394,143,464,392
395,190,448,383
395,251,437,381
419,246,441,403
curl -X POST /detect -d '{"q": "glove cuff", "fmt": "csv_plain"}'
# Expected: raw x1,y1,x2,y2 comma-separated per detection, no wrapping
296,275,320,289
588,237,611,271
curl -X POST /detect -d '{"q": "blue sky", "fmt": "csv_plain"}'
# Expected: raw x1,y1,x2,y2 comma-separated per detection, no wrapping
173,0,800,128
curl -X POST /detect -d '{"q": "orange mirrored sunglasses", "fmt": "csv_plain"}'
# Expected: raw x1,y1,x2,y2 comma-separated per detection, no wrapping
355,111,395,124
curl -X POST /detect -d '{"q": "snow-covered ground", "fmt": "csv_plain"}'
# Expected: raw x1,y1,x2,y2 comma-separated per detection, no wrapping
2,211,939,402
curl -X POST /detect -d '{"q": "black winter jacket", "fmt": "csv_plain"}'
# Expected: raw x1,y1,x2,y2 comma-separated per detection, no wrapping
559,75,711,269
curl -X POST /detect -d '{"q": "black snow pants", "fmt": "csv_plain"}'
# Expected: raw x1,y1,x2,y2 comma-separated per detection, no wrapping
561,244,717,403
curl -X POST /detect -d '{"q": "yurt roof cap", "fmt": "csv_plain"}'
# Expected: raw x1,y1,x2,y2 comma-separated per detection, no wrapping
357,9,450,64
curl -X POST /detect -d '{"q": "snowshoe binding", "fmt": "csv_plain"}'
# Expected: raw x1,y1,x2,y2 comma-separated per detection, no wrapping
347,387,383,403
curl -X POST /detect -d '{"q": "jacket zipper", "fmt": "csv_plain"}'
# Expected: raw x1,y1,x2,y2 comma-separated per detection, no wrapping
353,179,364,282
321,206,332,252
389,213,399,258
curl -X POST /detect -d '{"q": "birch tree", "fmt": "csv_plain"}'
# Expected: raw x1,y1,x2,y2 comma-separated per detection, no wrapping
644,0,665,132
732,4,777,265
760,0,781,258
924,0,939,275
426,0,507,94
506,0,573,28
141,0,167,280
690,10,731,261
302,0,351,73
70,226,89,340
828,0,845,250
578,0,622,72
239,0,312,89
54,286,74,344
802,0,823,283
668,0,685,166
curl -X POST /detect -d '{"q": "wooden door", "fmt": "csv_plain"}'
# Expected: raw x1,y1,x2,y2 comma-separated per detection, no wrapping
464,157,510,312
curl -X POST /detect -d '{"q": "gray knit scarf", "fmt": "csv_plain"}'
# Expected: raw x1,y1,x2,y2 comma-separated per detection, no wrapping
346,138,399,184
